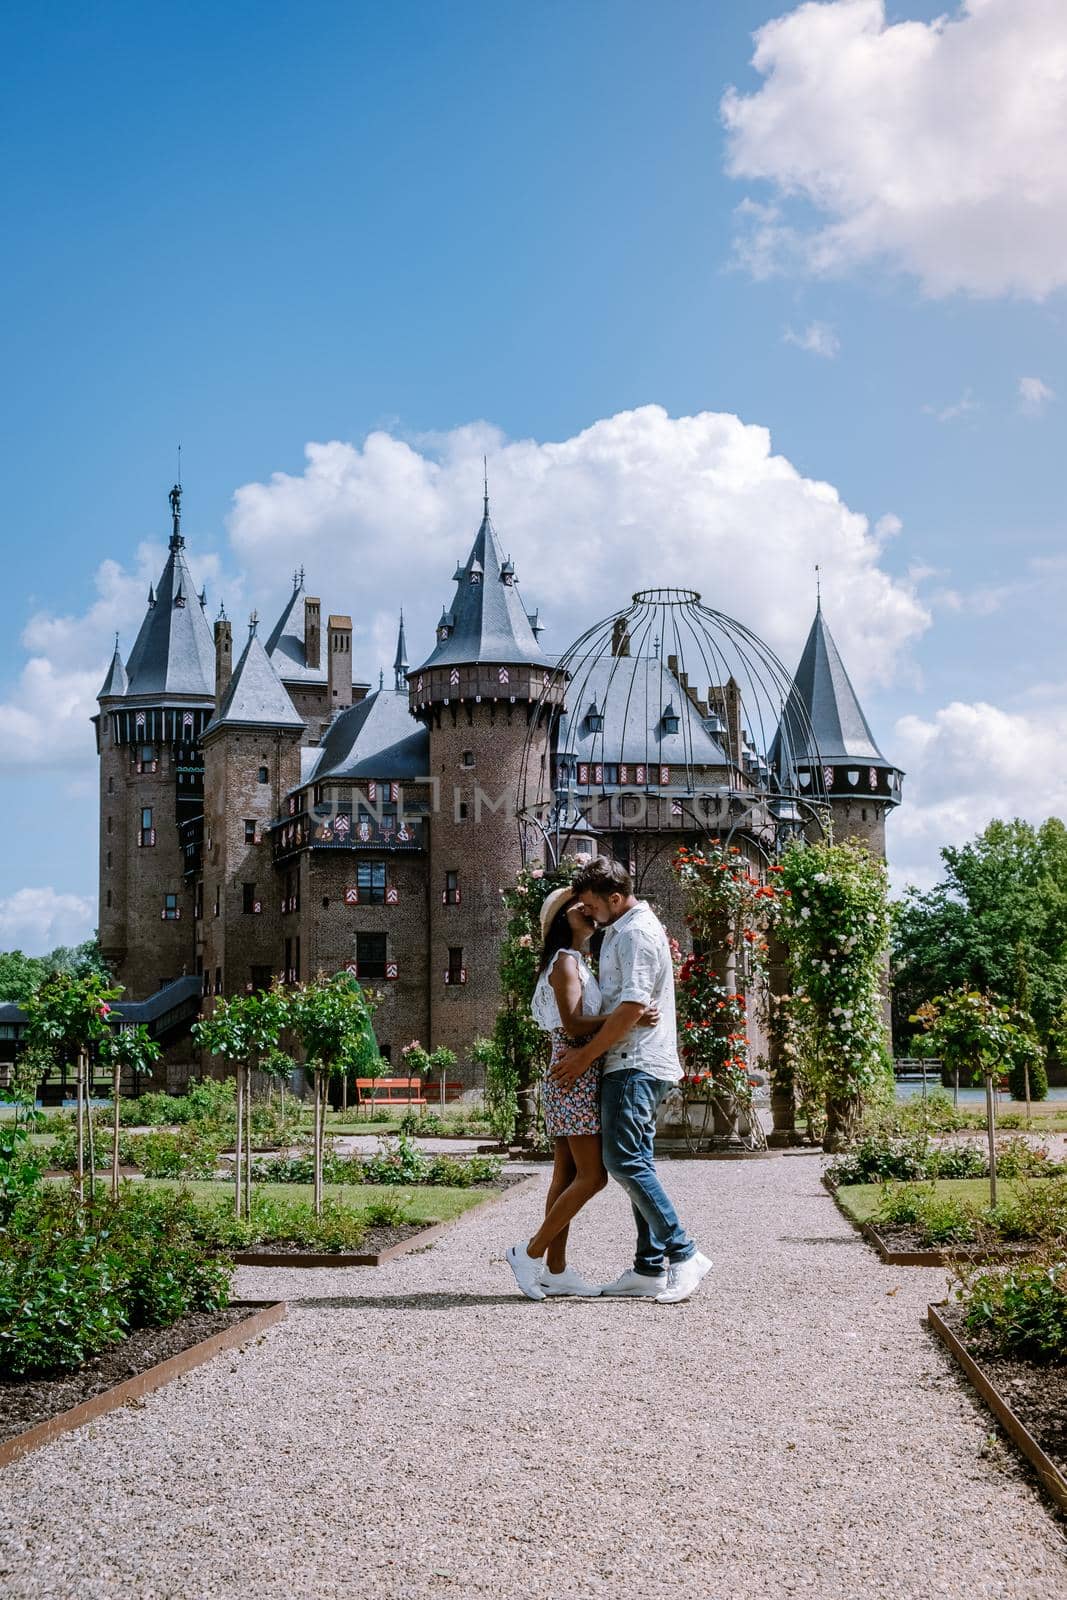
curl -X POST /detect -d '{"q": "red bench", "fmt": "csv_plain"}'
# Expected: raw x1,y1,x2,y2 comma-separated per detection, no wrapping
355,1076,426,1111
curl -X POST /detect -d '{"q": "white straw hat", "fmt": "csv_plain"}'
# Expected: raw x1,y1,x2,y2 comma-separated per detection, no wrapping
538,884,576,943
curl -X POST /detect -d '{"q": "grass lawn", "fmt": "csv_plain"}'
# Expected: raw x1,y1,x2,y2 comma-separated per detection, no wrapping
138,1178,495,1224
834,1177,1035,1225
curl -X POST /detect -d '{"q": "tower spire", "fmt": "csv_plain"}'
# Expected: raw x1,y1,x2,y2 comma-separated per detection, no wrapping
393,609,409,690
483,456,489,520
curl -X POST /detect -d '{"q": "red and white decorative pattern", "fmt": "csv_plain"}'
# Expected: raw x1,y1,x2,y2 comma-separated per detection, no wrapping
389,782,400,801
577,763,589,785
252,901,262,915
385,961,399,980
449,668,460,687
619,765,629,783
135,711,146,730
333,813,352,841
823,766,834,790
344,886,359,905
345,962,358,977
182,712,193,731
443,968,468,985
385,885,399,905
868,767,878,789
367,782,377,802
659,765,670,786
671,800,683,817
635,765,646,784
498,667,509,685
397,824,411,843
357,821,371,842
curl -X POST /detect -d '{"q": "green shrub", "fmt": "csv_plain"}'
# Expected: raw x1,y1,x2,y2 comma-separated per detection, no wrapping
399,1110,442,1135
425,1152,502,1187
190,1191,368,1252
126,1128,223,1180
362,1133,430,1185
929,1142,986,1179
962,1257,1067,1362
875,1182,935,1228
98,1189,230,1327
994,1136,1057,1179
0,1221,126,1378
361,1197,412,1227
46,1120,141,1171
0,1116,43,1224
915,1194,981,1246
1009,1053,1049,1103
824,1132,930,1187
998,1178,1067,1244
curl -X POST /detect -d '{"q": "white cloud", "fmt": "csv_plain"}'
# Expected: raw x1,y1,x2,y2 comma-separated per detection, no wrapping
890,696,1067,891
227,407,928,695
0,887,95,955
783,320,840,358
922,388,979,424
723,0,1067,299
1018,375,1056,416
0,541,229,774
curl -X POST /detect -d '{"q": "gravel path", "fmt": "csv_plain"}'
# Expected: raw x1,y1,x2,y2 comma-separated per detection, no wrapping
2,1156,1064,1600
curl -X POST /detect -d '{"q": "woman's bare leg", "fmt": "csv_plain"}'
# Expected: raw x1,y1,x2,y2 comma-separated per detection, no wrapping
541,1140,575,1273
526,1135,607,1262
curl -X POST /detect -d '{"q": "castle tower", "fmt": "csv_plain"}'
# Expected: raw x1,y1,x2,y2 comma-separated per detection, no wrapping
199,614,306,1004
410,487,561,1061
93,485,215,997
773,601,904,858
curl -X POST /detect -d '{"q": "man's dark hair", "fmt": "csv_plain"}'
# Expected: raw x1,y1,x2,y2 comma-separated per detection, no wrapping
572,855,634,898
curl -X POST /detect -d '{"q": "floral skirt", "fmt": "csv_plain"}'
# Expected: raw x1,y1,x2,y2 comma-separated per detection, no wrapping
541,1029,602,1139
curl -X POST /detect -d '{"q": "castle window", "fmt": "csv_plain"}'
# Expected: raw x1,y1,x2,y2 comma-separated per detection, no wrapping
446,946,465,984
461,750,475,769
242,882,257,915
457,801,469,821
106,889,112,909
250,965,273,993
194,881,203,920
215,967,222,995
214,885,220,917
106,850,111,869
141,807,152,830
108,776,114,794
356,932,386,979
139,807,155,847
357,862,387,904
258,766,269,784
244,819,257,843
107,815,112,835
444,870,460,905
162,892,179,921
861,808,868,822
140,744,155,764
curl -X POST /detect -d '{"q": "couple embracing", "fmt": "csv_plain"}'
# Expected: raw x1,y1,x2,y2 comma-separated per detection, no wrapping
506,856,711,1305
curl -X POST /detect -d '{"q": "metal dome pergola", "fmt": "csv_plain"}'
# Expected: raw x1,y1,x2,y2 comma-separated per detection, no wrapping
517,587,828,880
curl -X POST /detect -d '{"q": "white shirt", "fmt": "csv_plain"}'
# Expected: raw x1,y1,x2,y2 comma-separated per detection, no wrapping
596,901,681,1083
530,948,602,1034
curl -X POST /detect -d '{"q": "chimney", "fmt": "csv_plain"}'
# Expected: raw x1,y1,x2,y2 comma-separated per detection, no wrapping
327,615,352,710
706,677,743,767
304,596,321,672
214,616,233,711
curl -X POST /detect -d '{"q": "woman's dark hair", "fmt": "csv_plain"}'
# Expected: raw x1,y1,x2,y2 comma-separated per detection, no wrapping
537,897,579,977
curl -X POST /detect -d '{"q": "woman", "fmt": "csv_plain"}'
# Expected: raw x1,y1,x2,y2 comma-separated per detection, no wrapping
505,885,656,1301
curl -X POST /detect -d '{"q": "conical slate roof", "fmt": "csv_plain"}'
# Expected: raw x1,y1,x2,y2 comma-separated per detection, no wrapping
203,626,306,736
98,638,128,700
415,498,546,671
773,604,889,767
392,612,408,688
123,530,216,701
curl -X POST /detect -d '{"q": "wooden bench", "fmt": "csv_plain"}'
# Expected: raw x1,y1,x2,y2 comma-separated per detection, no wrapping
355,1076,427,1112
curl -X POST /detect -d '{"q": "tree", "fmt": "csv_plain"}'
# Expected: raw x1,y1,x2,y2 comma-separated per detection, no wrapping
288,975,380,1213
193,986,290,1218
911,989,1031,1206
99,1025,161,1196
23,969,122,1202
893,818,1067,1052
776,840,893,1152
0,937,110,1005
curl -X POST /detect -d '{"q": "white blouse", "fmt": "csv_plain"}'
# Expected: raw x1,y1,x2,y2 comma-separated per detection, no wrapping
530,948,603,1033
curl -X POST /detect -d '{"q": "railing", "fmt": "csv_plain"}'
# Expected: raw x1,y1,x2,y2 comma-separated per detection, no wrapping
273,812,426,860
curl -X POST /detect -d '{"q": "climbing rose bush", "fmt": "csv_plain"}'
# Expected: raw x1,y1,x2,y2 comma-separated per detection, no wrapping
776,840,892,1150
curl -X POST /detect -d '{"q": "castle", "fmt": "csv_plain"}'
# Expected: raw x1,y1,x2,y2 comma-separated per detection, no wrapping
94,485,903,1088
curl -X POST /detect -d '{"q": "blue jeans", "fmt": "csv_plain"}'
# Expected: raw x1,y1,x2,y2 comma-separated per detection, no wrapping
601,1069,695,1276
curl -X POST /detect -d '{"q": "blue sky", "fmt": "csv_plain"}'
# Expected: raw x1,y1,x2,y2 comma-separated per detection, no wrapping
2,0,1065,951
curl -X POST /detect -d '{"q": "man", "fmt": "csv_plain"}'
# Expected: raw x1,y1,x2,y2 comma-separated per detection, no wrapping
552,856,711,1304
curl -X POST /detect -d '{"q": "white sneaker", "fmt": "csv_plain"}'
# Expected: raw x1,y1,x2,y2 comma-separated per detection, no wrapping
656,1250,712,1303
599,1267,667,1297
506,1242,546,1301
541,1266,602,1298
